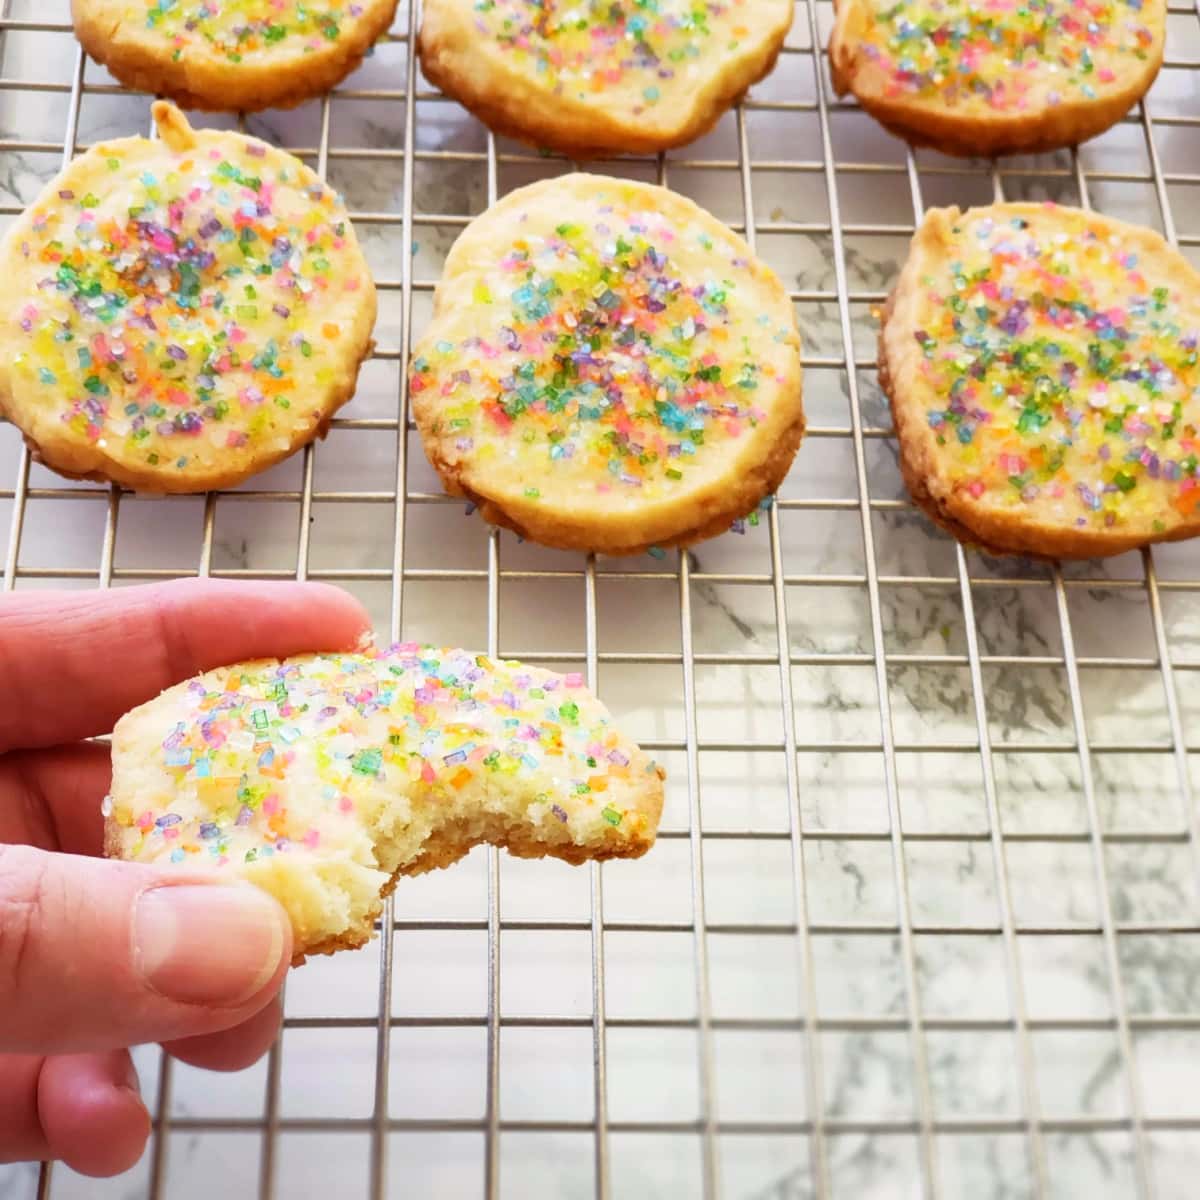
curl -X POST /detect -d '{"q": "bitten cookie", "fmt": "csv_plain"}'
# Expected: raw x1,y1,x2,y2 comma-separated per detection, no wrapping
881,203,1200,559
0,103,375,494
73,0,396,112
418,0,793,158
829,0,1165,157
409,174,804,556
105,645,665,959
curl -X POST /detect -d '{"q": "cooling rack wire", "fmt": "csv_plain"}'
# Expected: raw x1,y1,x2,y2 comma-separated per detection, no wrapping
2,0,1200,1197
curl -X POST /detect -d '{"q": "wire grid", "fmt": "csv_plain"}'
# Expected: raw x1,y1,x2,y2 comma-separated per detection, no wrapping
0,1,1199,1197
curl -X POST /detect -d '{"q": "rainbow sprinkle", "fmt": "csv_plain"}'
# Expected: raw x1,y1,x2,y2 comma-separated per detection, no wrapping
106,645,660,867
410,181,796,502
906,204,1200,534
10,130,361,475
470,0,756,110
145,0,371,63
853,0,1157,112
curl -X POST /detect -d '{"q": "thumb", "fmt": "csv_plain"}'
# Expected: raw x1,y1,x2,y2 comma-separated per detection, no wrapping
0,845,292,1055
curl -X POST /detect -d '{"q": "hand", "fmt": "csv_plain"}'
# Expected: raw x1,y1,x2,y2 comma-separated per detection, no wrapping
0,579,371,1176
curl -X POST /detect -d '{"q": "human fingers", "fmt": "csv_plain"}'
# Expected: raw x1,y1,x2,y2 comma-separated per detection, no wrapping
0,845,291,1055
0,742,111,853
162,995,284,1072
0,1051,149,1177
0,579,371,754
39,1052,151,1176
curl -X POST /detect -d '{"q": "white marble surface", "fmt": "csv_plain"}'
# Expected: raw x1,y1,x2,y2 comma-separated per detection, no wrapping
3,1,1200,1196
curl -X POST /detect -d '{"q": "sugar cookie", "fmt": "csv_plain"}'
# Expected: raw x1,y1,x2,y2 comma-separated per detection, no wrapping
881,203,1200,558
829,0,1165,157
418,0,793,158
105,645,664,959
0,103,375,494
73,0,396,112
409,174,804,556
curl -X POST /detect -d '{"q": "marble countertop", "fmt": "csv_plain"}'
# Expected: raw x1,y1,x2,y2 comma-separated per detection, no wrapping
2,1,1200,1197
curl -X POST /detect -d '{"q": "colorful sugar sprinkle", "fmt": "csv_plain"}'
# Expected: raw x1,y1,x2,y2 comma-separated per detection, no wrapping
9,121,365,477
470,0,759,109
907,204,1200,533
145,0,372,62
410,179,797,504
852,0,1159,112
107,646,660,867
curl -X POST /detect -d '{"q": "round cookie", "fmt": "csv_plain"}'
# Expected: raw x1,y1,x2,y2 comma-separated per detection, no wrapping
418,0,793,158
105,644,665,959
829,0,1165,157
409,174,804,556
881,203,1200,559
0,103,375,494
73,0,396,112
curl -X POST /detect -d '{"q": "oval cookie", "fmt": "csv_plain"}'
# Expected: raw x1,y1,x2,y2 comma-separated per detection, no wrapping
881,203,1200,558
73,0,396,112
829,0,1165,157
0,103,376,493
105,645,665,958
409,174,804,556
419,0,793,157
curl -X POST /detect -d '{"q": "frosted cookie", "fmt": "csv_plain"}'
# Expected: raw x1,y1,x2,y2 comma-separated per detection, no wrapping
72,0,395,112
418,0,793,158
105,645,664,959
0,103,375,494
829,0,1165,157
409,175,804,556
881,203,1200,559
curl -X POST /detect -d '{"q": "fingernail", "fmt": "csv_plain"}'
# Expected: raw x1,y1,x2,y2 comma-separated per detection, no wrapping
134,884,287,1007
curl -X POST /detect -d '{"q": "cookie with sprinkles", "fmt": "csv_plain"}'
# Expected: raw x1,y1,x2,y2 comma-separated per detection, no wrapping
105,645,665,959
0,103,375,494
409,174,804,555
73,0,395,111
418,0,793,158
881,203,1200,559
829,0,1165,157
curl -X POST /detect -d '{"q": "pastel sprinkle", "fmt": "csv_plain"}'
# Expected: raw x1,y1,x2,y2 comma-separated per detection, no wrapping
105,646,658,868
145,0,362,62
851,0,1159,113
10,116,362,476
470,0,754,104
410,181,792,503
907,204,1200,537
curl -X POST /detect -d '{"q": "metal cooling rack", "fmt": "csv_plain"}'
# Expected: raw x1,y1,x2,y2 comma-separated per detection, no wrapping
2,1,1200,1197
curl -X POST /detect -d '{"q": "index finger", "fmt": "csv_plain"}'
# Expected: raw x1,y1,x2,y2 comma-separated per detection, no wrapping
0,579,372,753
